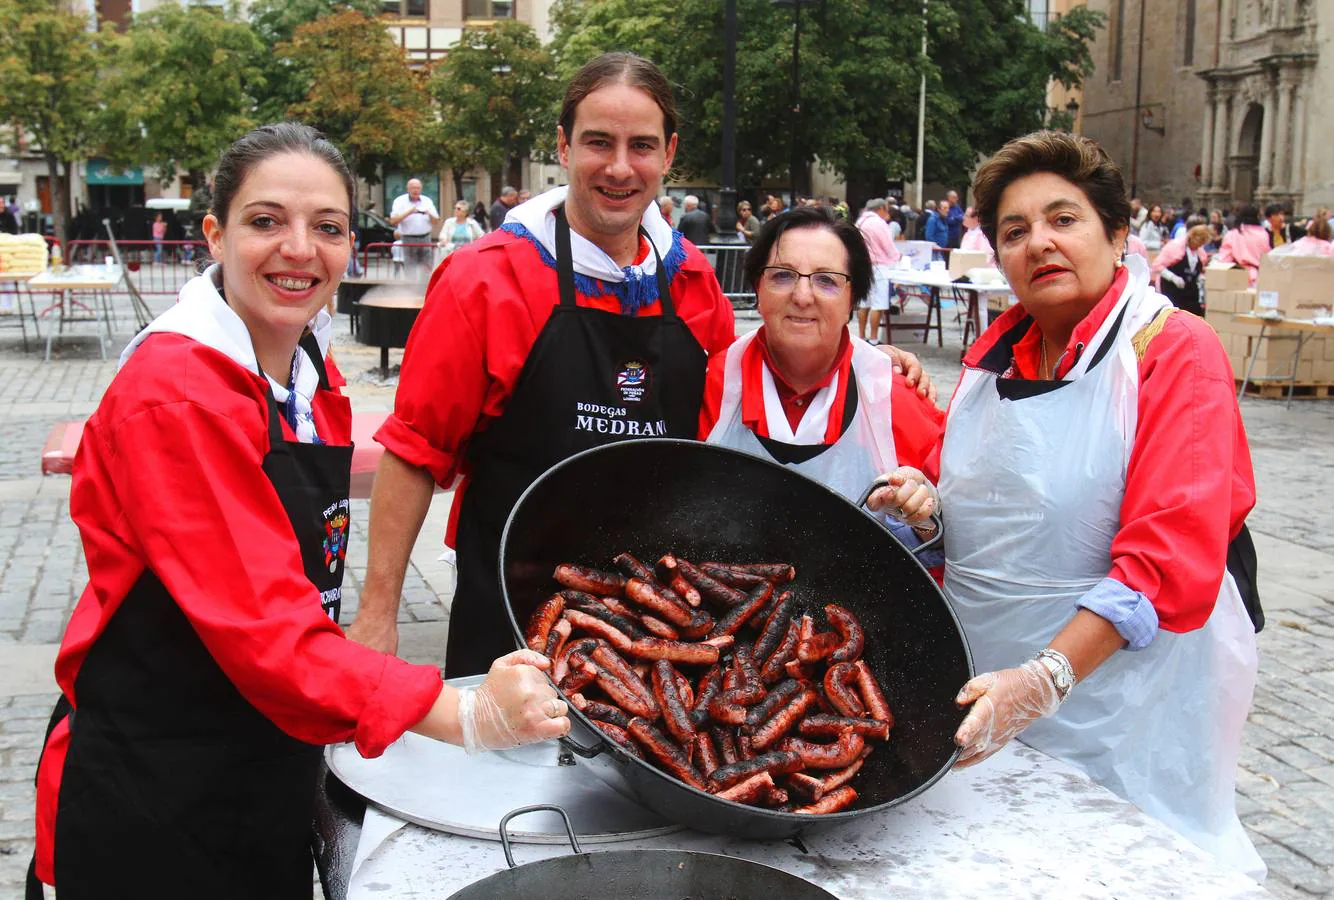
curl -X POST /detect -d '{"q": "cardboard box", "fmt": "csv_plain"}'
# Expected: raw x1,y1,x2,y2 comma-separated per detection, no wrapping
1205,309,1263,337
1203,289,1255,315
1256,253,1334,315
947,250,990,279
1205,264,1251,292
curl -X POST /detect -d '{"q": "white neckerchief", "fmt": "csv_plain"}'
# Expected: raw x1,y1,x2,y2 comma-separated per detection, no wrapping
502,185,675,284
119,265,332,443
760,363,840,445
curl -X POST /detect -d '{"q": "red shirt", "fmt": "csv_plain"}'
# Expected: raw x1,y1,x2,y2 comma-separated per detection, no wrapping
376,229,736,535
951,270,1256,632
698,329,945,472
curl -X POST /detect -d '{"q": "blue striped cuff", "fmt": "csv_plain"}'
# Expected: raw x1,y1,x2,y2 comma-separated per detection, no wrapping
1076,577,1159,651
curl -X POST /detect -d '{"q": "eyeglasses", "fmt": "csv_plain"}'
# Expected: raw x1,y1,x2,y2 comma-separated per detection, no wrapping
760,266,850,299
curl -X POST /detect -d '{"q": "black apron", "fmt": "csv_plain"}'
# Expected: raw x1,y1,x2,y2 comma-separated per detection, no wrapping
1162,252,1205,317
36,334,352,899
445,209,707,676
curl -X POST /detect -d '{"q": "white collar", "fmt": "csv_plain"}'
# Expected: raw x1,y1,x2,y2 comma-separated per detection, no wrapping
501,185,676,284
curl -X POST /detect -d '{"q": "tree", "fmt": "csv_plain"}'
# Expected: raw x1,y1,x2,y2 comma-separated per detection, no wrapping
427,22,559,198
278,9,428,184
0,0,106,241
548,0,1104,201
98,3,265,191
248,0,383,124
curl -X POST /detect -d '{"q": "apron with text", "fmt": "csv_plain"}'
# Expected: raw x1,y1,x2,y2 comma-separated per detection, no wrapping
34,334,352,898
938,262,1264,880
446,209,706,676
705,331,900,515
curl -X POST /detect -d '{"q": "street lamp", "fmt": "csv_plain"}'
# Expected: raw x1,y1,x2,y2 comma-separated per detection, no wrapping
1140,106,1166,136
491,64,515,187
717,0,741,241
771,0,809,209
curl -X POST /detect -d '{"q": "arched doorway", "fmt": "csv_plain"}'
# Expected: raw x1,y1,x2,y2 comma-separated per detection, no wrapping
1232,103,1263,204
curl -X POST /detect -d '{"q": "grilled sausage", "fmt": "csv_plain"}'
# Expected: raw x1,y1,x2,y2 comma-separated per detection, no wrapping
678,607,716,641
708,581,775,639
691,664,724,727
797,714,891,742
672,668,694,709
750,687,819,751
707,690,751,726
730,645,766,704
626,638,720,665
554,564,626,596
760,619,801,684
724,562,796,582
824,662,866,718
624,579,696,627
562,598,645,640
712,726,739,765
554,636,598,684
795,631,842,663
763,785,791,808
627,718,706,790
592,721,642,757
558,653,598,693
779,732,866,769
752,592,799,664
737,734,756,761
706,750,803,791
825,604,865,664
699,563,769,590
562,609,635,653
785,772,826,802
637,612,680,640
543,618,572,661
693,731,722,777
655,555,704,607
611,552,655,582
676,558,749,608
580,699,632,729
652,660,698,746
715,771,774,804
591,644,658,712
853,660,894,727
821,753,869,794
525,594,565,653
744,679,804,728
794,785,857,814
593,667,657,720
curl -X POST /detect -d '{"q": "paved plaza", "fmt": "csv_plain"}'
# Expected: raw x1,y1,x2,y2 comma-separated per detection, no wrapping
0,288,1332,897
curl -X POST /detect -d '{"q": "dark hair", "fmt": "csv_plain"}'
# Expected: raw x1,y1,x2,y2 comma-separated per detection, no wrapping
1263,202,1286,219
1236,204,1260,226
559,52,678,141
743,206,872,310
1308,218,1332,241
211,123,354,226
972,130,1131,249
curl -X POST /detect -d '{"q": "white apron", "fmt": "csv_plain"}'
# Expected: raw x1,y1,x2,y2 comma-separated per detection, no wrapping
705,331,898,510
938,257,1263,880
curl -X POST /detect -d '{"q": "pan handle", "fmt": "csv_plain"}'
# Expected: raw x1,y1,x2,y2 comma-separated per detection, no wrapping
558,730,606,760
856,475,944,556
498,804,583,868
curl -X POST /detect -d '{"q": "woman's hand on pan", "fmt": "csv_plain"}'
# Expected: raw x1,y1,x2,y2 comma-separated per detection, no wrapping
459,649,571,753
876,345,937,405
951,661,1060,769
866,467,939,527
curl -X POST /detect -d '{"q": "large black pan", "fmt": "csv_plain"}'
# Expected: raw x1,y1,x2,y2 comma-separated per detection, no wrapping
447,805,838,900
500,439,972,840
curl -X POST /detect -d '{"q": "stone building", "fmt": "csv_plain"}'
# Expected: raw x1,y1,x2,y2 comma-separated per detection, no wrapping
1077,0,1327,215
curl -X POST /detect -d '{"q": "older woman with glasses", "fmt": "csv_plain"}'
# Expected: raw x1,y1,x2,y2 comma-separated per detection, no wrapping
700,206,944,546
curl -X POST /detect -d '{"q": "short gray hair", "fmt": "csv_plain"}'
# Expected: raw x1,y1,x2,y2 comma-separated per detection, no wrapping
683,195,699,209
863,198,887,212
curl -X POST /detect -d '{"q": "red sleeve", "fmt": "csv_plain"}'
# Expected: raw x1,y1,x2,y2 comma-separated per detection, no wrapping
676,257,737,355
697,348,729,439
1109,312,1255,632
890,374,945,471
108,358,441,757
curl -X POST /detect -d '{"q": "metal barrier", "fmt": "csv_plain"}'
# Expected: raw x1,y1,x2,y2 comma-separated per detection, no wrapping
359,242,438,280
698,243,755,310
66,239,210,296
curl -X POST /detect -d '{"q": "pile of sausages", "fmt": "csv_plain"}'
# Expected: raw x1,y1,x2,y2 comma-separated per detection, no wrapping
524,552,894,814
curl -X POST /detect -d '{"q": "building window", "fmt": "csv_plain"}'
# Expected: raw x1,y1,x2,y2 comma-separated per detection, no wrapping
1183,0,1196,66
1110,0,1125,82
465,0,515,20
383,0,427,17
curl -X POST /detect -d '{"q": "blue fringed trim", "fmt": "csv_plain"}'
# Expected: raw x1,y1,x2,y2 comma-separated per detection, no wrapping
501,222,688,315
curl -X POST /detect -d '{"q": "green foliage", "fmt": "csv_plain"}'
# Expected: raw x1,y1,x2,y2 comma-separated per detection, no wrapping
278,9,427,183
248,0,383,123
549,0,1105,191
0,0,106,237
427,22,560,179
98,2,265,180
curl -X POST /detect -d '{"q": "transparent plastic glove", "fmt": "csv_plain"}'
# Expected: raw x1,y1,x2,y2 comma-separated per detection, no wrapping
865,466,939,528
1160,269,1185,288
458,649,570,754
952,660,1061,769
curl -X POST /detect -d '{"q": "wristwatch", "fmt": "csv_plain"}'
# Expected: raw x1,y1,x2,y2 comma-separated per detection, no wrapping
1035,648,1076,702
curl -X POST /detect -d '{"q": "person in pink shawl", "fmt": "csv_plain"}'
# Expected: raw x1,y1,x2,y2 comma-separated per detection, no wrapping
1270,218,1334,257
1215,205,1270,285
1150,225,1211,316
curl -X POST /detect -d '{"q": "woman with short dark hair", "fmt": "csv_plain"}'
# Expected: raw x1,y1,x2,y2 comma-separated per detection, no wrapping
871,130,1263,880
1216,203,1270,284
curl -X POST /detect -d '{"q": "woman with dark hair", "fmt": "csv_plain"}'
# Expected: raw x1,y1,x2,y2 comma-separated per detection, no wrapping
869,130,1263,879
30,123,568,898
1215,203,1270,285
1270,216,1333,257
1137,202,1166,251
701,206,944,546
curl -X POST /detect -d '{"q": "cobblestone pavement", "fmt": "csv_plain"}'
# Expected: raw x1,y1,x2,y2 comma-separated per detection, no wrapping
0,296,1331,896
